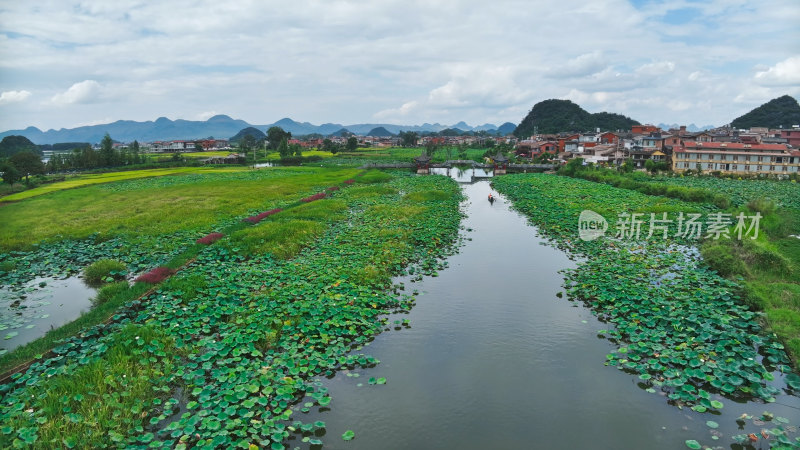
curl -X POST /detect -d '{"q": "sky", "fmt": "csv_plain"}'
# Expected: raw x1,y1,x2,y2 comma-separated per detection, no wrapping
0,0,799,132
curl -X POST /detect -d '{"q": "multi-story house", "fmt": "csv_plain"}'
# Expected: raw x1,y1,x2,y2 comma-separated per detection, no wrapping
672,141,800,175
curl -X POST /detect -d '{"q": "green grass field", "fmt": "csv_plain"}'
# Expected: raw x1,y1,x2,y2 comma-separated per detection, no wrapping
0,166,246,202
0,167,359,250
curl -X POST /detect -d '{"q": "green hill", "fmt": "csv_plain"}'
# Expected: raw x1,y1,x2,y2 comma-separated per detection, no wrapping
513,99,640,137
0,135,42,158
230,127,266,142
730,95,800,129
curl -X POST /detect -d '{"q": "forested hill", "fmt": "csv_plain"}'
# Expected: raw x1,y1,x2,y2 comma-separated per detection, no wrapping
513,99,640,137
730,95,800,129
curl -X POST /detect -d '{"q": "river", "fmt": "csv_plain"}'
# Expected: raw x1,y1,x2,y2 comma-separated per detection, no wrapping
297,174,799,449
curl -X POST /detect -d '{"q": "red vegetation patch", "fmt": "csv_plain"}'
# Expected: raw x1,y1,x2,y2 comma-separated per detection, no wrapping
135,267,175,284
300,193,326,203
196,232,224,245
343,179,355,185
326,186,340,192
244,208,283,224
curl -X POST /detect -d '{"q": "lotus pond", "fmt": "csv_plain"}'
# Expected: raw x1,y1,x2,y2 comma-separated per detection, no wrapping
645,175,800,210
1,168,798,449
491,173,800,448
0,172,465,448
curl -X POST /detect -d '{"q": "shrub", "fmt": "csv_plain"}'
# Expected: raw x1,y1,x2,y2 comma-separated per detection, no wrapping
83,259,127,286
701,242,748,277
135,266,174,284
685,188,708,202
746,198,776,215
712,194,730,209
741,239,792,274
93,281,130,305
196,232,224,245
343,179,355,185
326,186,340,192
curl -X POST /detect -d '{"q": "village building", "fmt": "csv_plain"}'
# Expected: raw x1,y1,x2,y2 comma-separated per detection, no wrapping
672,141,800,176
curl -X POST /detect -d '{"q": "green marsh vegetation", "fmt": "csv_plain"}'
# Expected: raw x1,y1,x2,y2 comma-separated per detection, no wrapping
0,167,359,372
0,170,464,448
82,259,127,286
559,163,800,364
492,174,798,416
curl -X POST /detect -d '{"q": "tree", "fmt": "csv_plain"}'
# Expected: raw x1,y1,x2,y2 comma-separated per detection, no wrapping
346,136,358,152
559,157,585,176
290,143,303,157
9,151,44,183
278,138,291,158
645,158,656,174
620,158,634,173
267,127,291,151
399,131,418,147
0,162,21,186
131,140,141,164
425,140,440,159
100,133,114,166
322,138,337,154
240,134,256,152
194,142,203,152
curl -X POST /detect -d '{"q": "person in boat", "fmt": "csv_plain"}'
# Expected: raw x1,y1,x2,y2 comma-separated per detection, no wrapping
488,193,494,203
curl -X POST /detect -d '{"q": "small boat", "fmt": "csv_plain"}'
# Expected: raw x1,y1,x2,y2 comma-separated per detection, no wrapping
488,194,495,204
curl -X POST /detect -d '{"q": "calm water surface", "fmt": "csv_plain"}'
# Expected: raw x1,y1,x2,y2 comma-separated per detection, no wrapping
0,276,96,353
299,178,799,449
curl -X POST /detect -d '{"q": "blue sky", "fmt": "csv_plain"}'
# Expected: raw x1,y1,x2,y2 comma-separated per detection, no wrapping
0,0,798,132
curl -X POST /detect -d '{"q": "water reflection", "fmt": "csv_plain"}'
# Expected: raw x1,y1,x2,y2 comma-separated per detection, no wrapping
0,276,96,353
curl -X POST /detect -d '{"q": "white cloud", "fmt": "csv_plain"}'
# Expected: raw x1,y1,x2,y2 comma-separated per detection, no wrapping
0,0,797,130
374,101,419,120
635,61,675,76
546,52,607,78
753,56,800,87
50,80,102,105
0,90,31,105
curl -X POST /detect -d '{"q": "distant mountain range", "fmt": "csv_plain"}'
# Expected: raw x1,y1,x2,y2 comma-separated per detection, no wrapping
656,123,715,132
0,115,518,145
